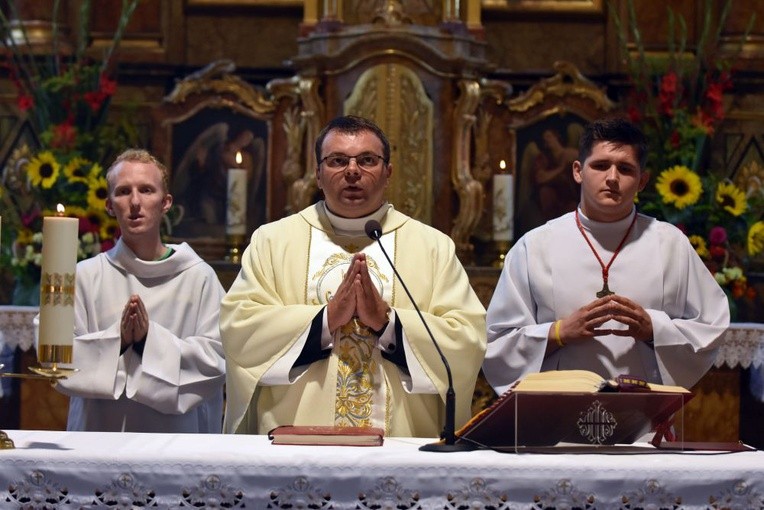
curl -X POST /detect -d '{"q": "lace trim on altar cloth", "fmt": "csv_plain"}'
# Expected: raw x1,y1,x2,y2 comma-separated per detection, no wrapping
4,470,764,509
714,323,764,369
0,306,39,352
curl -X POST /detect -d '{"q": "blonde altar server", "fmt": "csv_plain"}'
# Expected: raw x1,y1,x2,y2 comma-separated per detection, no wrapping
483,117,730,395
55,149,226,432
220,115,486,437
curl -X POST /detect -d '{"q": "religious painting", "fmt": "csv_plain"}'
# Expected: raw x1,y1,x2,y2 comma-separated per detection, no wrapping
167,107,269,241
514,113,586,237
481,0,602,15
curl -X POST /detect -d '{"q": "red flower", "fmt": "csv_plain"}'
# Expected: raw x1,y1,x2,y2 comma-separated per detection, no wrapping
99,75,117,96
731,280,746,299
658,72,678,116
627,105,642,123
17,95,34,111
51,122,78,150
670,131,681,149
84,91,106,112
660,71,677,93
709,226,728,245
100,238,116,252
78,216,98,235
709,245,726,261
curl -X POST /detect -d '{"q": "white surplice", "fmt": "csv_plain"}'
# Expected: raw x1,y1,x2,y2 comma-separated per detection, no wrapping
483,208,730,395
55,239,226,433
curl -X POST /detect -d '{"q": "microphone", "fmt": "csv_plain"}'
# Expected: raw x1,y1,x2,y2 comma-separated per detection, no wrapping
365,220,475,452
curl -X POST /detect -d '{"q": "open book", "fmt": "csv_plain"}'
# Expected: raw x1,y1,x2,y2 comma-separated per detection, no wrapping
514,369,690,394
268,425,385,446
457,370,692,451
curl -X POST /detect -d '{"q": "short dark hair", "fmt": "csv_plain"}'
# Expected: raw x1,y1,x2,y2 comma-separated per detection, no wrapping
314,115,391,165
578,117,648,170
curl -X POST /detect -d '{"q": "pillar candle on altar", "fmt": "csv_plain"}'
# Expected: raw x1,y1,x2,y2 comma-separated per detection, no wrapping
38,204,78,364
492,160,514,242
226,151,247,236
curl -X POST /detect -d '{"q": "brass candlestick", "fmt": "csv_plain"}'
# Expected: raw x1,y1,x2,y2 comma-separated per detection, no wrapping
0,359,77,449
225,233,245,264
30,344,78,378
492,240,511,268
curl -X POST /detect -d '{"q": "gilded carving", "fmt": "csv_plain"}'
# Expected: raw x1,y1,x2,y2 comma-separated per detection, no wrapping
269,76,324,214
345,64,433,224
451,79,483,259
165,60,276,116
736,160,764,198
506,60,615,113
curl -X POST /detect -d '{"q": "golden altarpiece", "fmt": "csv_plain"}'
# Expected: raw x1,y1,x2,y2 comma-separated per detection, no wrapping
151,0,620,419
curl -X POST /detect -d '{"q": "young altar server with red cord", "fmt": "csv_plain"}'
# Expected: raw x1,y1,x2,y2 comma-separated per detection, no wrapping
483,117,729,395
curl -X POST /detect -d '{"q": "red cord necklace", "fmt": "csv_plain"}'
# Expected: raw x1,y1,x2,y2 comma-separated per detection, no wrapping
575,208,637,298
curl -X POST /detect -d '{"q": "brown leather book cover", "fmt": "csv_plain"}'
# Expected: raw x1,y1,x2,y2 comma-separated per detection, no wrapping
268,425,385,446
457,371,693,451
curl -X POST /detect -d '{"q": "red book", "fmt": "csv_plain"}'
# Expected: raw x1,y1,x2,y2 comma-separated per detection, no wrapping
268,425,385,446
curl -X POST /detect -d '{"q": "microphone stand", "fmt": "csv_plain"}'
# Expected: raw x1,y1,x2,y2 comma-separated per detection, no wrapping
367,222,475,452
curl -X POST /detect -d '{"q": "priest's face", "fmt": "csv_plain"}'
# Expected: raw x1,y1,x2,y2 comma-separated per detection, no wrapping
106,160,173,239
316,129,392,218
572,140,649,222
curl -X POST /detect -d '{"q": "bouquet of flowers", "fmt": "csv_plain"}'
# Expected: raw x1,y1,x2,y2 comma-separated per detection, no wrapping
612,0,763,311
0,0,139,298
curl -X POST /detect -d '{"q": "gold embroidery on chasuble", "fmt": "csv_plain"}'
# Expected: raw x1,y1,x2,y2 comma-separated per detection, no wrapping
306,228,395,429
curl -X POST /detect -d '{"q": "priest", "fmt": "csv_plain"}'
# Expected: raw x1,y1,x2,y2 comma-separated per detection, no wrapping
483,117,729,395
220,115,486,437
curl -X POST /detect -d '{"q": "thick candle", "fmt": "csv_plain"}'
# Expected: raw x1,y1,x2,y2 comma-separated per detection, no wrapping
492,160,514,242
226,152,247,236
38,207,78,364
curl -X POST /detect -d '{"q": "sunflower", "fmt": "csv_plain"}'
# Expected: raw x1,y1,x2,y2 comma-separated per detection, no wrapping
655,165,703,209
64,157,92,183
689,235,710,259
27,151,61,189
87,162,104,180
100,216,120,241
83,208,107,233
715,182,747,216
748,221,764,256
87,175,110,210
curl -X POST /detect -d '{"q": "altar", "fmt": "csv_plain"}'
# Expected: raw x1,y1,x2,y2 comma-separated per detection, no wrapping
1,306,763,442
1,430,763,509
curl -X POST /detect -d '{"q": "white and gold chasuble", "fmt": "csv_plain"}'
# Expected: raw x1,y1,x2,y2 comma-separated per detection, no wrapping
307,228,395,429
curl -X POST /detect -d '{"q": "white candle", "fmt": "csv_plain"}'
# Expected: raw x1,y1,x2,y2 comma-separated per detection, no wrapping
493,160,514,241
38,204,78,363
226,152,247,236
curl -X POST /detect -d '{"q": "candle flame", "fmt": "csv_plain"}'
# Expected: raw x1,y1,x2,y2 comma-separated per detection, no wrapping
235,151,243,166
56,203,66,216
499,160,506,171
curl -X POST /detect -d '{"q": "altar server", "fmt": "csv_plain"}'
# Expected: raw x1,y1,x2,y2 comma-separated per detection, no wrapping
220,115,486,437
483,117,729,395
55,149,226,432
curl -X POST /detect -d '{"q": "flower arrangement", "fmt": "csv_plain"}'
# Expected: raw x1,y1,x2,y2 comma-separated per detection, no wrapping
3,145,117,288
612,0,763,313
0,0,139,300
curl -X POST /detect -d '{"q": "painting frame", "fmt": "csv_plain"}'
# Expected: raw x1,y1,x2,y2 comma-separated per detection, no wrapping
151,65,276,260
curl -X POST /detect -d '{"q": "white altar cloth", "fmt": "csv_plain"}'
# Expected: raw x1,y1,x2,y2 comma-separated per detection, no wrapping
0,430,762,509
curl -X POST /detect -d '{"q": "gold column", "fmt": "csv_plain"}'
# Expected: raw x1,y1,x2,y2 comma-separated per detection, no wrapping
466,0,480,30
304,0,319,24
322,0,342,22
442,0,460,23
